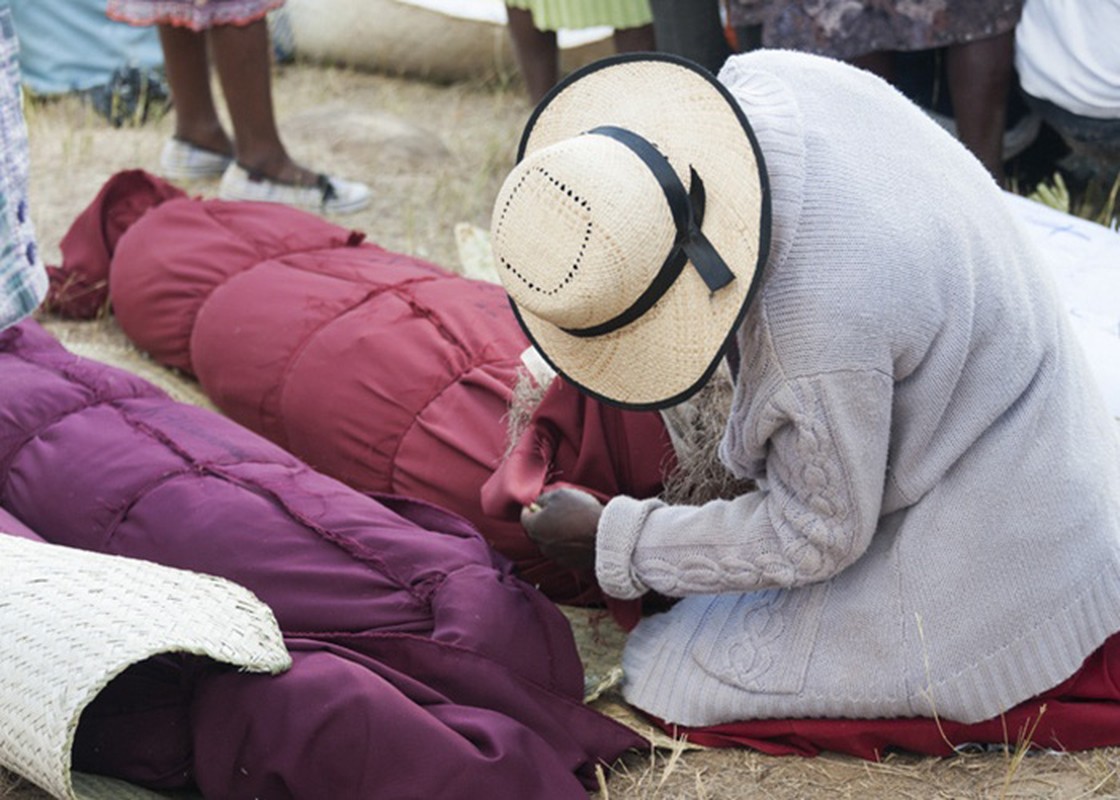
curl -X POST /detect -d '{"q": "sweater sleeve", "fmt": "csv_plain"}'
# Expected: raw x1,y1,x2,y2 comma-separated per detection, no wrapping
596,369,894,599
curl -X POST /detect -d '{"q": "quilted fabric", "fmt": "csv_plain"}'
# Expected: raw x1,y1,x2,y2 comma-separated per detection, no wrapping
0,320,643,797
48,170,673,604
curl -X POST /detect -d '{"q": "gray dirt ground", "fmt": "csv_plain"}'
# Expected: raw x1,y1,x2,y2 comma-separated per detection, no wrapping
4,57,1119,800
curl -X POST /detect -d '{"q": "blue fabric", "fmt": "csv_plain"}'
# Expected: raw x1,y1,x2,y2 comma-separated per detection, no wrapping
9,0,162,95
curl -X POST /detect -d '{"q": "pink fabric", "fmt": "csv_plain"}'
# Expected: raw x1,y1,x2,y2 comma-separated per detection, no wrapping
106,0,283,30
0,506,42,542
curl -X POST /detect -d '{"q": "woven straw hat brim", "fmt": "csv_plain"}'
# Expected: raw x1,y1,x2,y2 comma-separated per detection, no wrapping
510,53,770,410
0,535,290,800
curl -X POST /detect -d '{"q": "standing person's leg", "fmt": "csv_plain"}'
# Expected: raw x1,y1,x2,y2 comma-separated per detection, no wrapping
158,24,232,157
647,0,730,75
506,5,558,105
848,50,894,82
206,18,371,213
206,18,316,186
947,30,1014,184
612,22,656,54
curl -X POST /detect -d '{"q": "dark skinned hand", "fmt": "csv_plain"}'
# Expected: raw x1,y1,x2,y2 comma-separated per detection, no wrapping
520,488,603,572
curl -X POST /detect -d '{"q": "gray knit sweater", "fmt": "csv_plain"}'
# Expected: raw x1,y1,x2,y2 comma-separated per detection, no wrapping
595,50,1120,726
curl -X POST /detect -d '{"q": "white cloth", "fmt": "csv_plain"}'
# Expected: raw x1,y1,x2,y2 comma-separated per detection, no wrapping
1007,191,1120,419
596,51,1120,727
1015,0,1120,119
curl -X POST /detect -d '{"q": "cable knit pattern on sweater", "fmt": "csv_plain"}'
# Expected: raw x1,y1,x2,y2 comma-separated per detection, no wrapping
596,51,1120,727
599,371,891,600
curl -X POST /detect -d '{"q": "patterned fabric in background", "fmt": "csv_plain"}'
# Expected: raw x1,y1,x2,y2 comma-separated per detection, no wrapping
0,4,46,331
726,0,1024,59
106,0,285,31
726,0,768,27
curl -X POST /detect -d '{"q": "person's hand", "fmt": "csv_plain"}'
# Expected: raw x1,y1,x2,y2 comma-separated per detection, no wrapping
520,488,603,572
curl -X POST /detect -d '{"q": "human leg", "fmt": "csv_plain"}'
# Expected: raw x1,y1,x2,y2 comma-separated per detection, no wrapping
205,18,314,186
206,18,371,212
506,5,558,104
157,24,232,156
660,630,1120,759
647,0,731,75
612,22,656,54
947,30,1015,184
848,50,894,83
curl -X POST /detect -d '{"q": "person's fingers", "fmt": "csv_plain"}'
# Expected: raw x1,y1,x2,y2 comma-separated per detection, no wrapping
520,503,543,536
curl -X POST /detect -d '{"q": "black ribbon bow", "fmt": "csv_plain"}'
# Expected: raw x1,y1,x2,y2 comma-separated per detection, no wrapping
561,125,736,339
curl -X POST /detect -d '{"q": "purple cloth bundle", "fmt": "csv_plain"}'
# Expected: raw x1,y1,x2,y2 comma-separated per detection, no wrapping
0,321,641,798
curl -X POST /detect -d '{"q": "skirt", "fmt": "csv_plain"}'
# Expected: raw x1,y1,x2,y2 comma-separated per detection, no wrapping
760,0,1024,60
505,0,652,31
107,0,284,30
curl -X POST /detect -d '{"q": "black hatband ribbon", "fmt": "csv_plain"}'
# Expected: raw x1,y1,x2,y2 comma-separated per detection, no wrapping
560,125,735,339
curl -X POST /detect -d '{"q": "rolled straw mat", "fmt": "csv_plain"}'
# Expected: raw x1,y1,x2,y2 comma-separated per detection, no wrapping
0,535,290,800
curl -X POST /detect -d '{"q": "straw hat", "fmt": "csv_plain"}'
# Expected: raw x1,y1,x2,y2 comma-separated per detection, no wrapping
491,53,771,410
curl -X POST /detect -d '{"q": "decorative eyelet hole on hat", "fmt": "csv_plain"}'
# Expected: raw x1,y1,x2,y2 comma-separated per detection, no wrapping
492,134,678,332
491,53,771,410
493,165,593,297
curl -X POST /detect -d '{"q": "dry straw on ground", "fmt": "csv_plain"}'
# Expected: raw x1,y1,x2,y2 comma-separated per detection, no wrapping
5,56,1120,800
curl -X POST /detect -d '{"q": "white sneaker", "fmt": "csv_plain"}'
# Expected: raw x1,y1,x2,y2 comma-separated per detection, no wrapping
218,163,372,215
159,138,233,180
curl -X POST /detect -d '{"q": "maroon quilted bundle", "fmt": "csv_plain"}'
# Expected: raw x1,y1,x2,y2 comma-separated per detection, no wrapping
47,171,673,605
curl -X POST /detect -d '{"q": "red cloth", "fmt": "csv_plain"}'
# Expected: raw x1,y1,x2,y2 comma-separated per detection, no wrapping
481,378,672,627
45,169,185,319
46,171,676,607
655,631,1120,759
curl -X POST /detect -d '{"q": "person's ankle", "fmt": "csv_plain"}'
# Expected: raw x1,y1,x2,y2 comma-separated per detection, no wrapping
236,153,319,187
174,125,233,157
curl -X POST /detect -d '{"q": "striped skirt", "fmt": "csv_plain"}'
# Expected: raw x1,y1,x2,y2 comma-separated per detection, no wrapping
505,0,652,31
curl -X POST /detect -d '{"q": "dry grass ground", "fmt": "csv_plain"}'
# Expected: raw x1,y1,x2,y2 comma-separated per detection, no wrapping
5,57,1120,799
